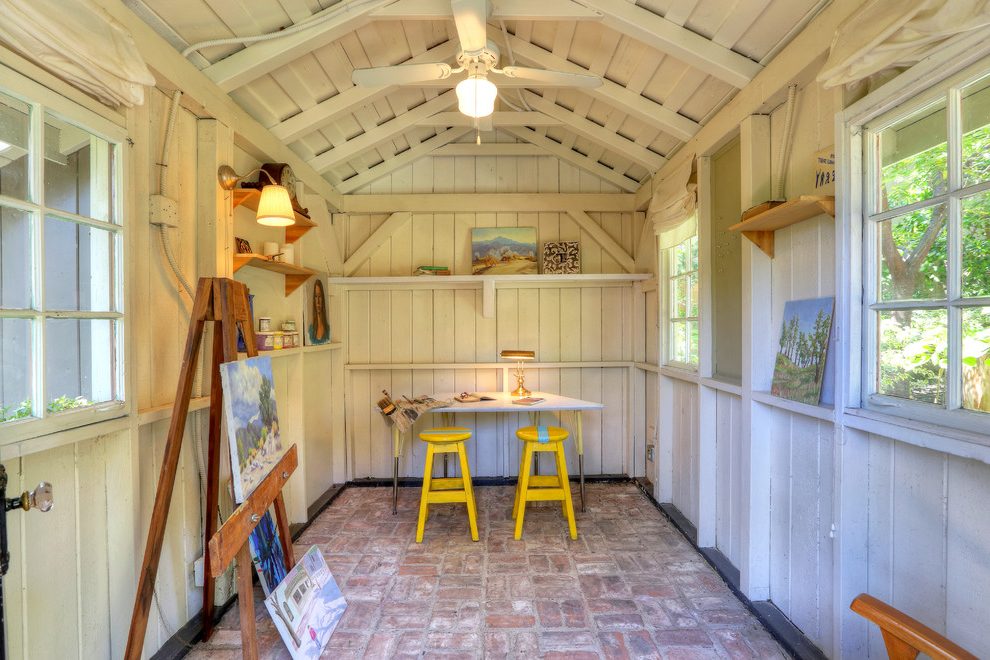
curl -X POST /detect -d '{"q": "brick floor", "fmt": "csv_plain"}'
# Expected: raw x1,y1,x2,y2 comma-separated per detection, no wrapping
189,483,786,659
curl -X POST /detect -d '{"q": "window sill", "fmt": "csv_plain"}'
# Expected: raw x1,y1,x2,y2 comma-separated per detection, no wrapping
752,391,835,422
0,409,131,460
842,407,990,466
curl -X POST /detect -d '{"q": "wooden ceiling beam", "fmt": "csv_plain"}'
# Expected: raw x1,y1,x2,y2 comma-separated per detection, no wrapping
431,143,547,156
501,34,699,142
520,91,665,173
371,0,602,21
308,90,458,173
269,40,460,143
201,0,395,92
337,193,637,213
418,111,562,126
503,126,639,192
575,0,762,88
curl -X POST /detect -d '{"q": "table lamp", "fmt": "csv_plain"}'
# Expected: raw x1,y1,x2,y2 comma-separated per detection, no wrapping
500,349,536,397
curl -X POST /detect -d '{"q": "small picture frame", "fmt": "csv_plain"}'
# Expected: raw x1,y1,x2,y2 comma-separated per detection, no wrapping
542,241,580,274
235,237,253,254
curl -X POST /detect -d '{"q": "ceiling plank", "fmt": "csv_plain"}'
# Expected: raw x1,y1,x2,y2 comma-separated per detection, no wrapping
418,111,562,126
431,143,547,156
336,127,473,193
503,127,638,192
202,0,395,92
309,91,459,172
575,0,761,88
371,0,603,21
502,34,699,142
520,92,665,172
270,40,460,143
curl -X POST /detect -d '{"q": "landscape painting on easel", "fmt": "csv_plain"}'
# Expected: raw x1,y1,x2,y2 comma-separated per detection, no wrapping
471,227,537,275
220,356,287,502
771,297,834,405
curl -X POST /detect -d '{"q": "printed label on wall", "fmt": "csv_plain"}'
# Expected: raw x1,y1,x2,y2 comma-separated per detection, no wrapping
815,147,835,192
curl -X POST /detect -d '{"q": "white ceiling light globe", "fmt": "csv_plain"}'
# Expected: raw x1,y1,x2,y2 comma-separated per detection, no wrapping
456,75,497,118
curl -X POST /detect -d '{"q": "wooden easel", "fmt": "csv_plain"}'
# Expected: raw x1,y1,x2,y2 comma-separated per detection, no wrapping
124,277,295,658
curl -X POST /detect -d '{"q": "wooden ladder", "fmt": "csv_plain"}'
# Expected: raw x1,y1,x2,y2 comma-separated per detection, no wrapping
851,593,978,660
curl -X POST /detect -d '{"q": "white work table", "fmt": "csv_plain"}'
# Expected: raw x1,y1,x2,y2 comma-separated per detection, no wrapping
388,392,603,514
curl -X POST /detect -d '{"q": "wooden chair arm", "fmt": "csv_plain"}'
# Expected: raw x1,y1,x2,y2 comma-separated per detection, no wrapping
850,593,978,660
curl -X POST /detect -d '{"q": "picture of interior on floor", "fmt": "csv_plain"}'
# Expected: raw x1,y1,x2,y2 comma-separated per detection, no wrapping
0,1,987,659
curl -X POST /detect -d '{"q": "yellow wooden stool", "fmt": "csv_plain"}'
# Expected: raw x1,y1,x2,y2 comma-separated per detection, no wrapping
512,425,577,540
415,427,479,543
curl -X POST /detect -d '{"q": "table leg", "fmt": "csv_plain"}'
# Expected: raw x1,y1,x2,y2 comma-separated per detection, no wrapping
392,425,401,514
576,412,585,512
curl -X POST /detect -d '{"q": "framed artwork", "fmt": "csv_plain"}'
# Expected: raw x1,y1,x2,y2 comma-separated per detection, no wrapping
249,510,288,595
471,227,537,275
219,355,287,502
770,297,834,405
303,275,331,346
542,241,580,274
266,546,347,660
235,236,253,254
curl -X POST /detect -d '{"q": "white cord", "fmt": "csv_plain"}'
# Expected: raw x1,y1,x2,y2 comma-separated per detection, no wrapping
181,0,381,58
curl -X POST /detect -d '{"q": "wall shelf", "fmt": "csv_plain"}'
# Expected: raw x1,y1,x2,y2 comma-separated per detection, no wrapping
728,195,835,258
232,188,316,244
233,253,316,295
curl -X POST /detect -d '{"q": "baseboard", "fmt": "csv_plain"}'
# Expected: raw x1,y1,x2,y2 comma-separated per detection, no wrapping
634,484,827,660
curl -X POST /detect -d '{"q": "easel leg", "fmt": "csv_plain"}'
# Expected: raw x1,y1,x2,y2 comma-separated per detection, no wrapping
273,492,295,567
201,325,225,641
576,412,585,513
235,543,259,660
392,426,401,514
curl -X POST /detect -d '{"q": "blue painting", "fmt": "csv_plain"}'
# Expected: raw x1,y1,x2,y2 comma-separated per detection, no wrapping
219,356,286,502
249,510,288,596
471,227,537,275
266,546,347,659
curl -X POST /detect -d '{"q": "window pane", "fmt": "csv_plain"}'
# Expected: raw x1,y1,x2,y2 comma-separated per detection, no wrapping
962,77,990,188
962,190,990,298
44,116,113,222
674,276,688,317
1,206,32,309
670,321,686,363
689,236,698,271
0,92,30,202
1,318,34,423
962,307,990,413
877,308,947,405
688,320,699,363
877,204,947,301
878,99,947,212
44,215,113,311
45,318,114,409
688,271,699,318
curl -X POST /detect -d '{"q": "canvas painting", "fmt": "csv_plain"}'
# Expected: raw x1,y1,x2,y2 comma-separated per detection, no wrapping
220,356,286,502
471,227,538,275
542,241,580,274
770,297,835,405
266,545,347,660
249,510,288,596
303,275,331,346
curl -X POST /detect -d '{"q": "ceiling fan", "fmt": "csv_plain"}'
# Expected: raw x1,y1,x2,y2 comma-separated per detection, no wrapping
351,0,602,119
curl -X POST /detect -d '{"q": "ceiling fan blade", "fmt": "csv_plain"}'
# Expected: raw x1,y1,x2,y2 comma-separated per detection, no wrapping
451,0,488,53
500,66,603,89
352,63,453,87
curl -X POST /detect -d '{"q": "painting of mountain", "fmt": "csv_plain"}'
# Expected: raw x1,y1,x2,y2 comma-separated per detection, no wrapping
471,227,538,275
220,356,287,502
770,297,834,405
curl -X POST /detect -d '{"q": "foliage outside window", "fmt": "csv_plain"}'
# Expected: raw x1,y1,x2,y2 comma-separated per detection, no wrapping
865,72,990,417
0,86,123,428
668,234,699,366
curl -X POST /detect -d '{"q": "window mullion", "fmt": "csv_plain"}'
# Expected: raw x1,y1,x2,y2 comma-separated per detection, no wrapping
946,86,963,410
29,101,45,420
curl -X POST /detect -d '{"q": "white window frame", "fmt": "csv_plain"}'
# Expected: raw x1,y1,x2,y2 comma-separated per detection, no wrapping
840,42,990,439
0,65,128,444
664,232,699,370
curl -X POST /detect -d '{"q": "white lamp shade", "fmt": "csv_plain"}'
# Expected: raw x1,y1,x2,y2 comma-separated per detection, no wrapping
255,185,295,227
455,75,497,118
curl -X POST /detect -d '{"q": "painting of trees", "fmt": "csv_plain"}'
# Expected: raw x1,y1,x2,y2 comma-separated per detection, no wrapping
771,298,835,405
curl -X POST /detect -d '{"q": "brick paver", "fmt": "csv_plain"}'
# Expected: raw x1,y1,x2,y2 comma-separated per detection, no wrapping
189,483,785,659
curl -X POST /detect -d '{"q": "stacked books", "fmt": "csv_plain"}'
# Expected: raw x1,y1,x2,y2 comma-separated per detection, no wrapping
415,265,451,276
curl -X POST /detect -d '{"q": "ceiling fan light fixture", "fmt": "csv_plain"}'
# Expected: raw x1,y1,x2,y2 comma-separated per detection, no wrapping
456,74,497,118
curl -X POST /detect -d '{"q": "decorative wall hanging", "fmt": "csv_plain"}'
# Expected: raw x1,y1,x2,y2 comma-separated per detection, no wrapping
770,297,834,405
303,275,331,346
235,237,253,254
471,227,537,275
542,241,580,274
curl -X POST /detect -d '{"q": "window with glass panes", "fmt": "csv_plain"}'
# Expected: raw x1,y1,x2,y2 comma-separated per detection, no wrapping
0,87,123,427
668,234,699,366
863,70,990,418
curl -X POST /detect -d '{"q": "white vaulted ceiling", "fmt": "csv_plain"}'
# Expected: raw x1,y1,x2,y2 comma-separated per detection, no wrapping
126,0,827,193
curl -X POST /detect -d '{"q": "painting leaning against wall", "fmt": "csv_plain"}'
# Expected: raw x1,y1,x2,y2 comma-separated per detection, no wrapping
770,297,835,405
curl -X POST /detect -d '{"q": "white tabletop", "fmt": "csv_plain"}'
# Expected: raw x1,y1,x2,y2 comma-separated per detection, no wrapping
429,392,603,413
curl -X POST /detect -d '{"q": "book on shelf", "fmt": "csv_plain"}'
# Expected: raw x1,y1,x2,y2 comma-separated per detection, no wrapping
512,397,545,406
415,265,451,276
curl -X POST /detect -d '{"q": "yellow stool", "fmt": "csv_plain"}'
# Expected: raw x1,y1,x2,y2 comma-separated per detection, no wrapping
512,425,577,540
415,427,479,543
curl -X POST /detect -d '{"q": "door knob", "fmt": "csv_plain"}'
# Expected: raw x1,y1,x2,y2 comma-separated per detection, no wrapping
6,482,53,513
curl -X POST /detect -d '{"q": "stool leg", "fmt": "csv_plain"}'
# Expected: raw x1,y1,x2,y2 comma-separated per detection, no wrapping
512,444,526,520
416,444,435,543
554,443,577,540
514,444,534,540
456,442,479,542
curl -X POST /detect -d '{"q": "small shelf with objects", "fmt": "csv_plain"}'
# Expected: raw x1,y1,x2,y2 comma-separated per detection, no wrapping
728,194,835,258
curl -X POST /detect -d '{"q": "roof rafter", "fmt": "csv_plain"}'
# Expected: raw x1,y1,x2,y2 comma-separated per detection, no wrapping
418,111,562,126
501,34,699,142
503,126,638,192
309,90,459,173
372,0,603,21
574,0,762,88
